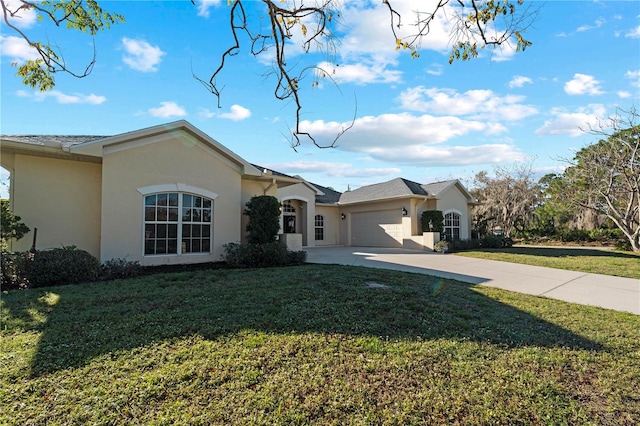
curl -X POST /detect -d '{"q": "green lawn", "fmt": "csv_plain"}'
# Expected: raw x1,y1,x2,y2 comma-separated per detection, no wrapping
455,246,640,279
2,265,639,424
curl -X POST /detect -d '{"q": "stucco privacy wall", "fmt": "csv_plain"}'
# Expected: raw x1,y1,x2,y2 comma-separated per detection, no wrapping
100,132,243,265
435,184,472,239
7,154,102,255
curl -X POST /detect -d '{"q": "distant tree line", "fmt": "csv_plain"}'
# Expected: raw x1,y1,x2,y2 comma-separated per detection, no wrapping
470,107,639,252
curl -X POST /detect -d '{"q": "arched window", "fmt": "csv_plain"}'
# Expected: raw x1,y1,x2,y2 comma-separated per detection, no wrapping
444,212,460,241
144,192,212,255
314,214,324,241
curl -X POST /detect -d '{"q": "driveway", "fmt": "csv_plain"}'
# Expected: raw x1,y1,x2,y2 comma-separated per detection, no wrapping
305,246,640,315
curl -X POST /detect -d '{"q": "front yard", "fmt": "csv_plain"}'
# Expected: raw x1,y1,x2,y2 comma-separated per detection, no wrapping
455,246,640,279
2,264,639,424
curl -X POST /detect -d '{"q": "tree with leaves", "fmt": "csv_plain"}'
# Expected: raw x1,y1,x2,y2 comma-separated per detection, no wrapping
3,0,535,146
559,108,640,252
0,200,30,250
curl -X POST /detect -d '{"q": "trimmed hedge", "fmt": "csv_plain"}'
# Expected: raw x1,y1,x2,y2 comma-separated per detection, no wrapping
433,236,514,253
1,248,100,289
223,242,307,268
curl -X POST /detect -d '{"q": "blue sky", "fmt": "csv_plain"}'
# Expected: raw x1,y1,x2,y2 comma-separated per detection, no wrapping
1,0,639,196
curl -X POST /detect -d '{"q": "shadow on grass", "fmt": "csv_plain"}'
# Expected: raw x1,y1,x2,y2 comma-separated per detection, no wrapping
493,246,638,259
1,264,605,376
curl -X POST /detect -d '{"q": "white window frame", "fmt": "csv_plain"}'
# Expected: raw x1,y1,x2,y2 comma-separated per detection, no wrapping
138,185,217,257
314,214,324,241
443,210,461,241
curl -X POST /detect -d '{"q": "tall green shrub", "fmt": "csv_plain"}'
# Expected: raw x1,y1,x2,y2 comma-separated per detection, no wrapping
1,200,30,249
421,210,444,233
245,195,281,244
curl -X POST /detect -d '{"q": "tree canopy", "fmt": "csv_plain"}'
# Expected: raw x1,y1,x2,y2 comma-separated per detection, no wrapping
2,0,535,147
559,108,640,251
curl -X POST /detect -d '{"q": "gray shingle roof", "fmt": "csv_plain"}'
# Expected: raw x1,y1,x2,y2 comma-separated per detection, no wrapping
309,182,342,204
339,178,460,204
1,135,107,150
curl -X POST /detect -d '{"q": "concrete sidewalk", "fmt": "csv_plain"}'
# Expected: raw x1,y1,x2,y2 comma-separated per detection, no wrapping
305,246,640,315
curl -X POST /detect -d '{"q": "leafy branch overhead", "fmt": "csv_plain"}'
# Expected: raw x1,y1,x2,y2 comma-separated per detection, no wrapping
3,0,535,148
1,0,125,91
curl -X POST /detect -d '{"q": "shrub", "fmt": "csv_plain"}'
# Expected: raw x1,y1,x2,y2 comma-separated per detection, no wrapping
0,200,30,250
101,258,143,280
223,242,306,268
421,210,444,234
434,240,449,253
245,196,281,244
1,248,100,289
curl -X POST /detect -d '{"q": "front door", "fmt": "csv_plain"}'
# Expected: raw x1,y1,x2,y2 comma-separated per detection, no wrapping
284,215,296,233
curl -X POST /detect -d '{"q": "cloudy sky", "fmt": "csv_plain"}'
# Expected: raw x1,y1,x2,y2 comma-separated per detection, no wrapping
1,0,639,194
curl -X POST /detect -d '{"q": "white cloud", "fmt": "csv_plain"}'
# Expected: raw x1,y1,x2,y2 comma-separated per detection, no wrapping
535,104,607,137
618,91,631,99
121,38,165,72
564,73,604,96
295,112,524,166
576,18,605,33
1,0,37,28
17,89,106,105
196,0,223,18
265,160,401,178
148,101,187,118
625,25,640,38
508,75,533,88
0,35,39,63
218,104,251,121
625,70,640,88
397,86,538,121
316,61,403,85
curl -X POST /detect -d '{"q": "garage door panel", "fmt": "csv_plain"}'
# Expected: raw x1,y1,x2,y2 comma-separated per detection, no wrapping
351,210,402,247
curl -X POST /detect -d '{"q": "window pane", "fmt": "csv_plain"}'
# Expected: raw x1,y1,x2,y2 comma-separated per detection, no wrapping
156,240,167,254
182,239,191,253
168,193,179,206
183,194,193,208
145,241,155,255
182,224,191,237
202,239,210,252
192,240,201,252
168,239,178,254
168,224,178,238
157,207,167,221
158,224,167,238
193,225,201,237
168,208,178,221
145,224,155,238
203,209,211,223
145,207,156,221
203,199,212,209
158,193,168,206
145,195,157,206
194,196,202,208
192,209,201,223
202,225,210,237
182,208,191,222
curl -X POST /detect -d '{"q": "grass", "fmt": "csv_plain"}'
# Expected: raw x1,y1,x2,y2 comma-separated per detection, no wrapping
455,246,640,279
2,264,639,424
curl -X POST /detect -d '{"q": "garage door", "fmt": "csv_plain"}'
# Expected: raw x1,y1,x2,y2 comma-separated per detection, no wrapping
351,210,403,247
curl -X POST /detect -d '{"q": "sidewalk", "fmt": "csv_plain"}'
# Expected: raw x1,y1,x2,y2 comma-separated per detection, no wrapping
305,246,640,315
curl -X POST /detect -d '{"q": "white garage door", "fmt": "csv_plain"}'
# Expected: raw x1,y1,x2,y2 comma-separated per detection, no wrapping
351,210,403,247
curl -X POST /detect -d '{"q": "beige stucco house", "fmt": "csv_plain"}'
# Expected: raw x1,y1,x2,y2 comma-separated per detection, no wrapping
1,120,477,265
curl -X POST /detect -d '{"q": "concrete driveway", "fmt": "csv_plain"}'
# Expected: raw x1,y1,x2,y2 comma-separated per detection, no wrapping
305,246,640,315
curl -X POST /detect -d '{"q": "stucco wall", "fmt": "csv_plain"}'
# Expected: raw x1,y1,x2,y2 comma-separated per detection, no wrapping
277,183,317,247
315,205,340,245
8,155,102,256
100,135,243,265
436,185,472,239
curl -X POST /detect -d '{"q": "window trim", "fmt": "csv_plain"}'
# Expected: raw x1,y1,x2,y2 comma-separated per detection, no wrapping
139,185,216,257
443,210,461,241
314,214,324,241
